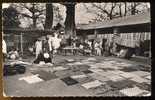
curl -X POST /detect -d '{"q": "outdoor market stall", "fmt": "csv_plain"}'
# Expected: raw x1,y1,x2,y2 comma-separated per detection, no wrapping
76,12,151,57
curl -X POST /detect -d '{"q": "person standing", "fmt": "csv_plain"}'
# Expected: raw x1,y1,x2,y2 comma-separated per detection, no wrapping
50,32,62,63
3,39,7,62
35,39,42,59
42,36,52,63
101,38,107,55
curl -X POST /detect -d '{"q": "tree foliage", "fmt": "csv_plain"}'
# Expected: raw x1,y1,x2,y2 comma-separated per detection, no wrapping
2,6,20,29
83,2,150,23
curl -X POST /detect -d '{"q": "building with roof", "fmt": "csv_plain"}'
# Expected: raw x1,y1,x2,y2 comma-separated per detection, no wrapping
76,12,151,57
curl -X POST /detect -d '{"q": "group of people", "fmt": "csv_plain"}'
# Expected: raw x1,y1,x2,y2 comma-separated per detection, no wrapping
2,30,136,64
69,35,131,58
69,37,110,56
33,32,62,64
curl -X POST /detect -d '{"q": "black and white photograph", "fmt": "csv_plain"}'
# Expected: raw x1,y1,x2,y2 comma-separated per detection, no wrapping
2,2,151,97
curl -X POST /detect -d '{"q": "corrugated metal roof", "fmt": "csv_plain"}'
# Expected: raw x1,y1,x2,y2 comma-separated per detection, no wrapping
76,12,150,30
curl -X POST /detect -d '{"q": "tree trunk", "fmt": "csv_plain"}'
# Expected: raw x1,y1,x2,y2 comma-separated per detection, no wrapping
119,3,122,17
32,3,37,29
45,3,53,31
64,3,76,38
32,16,37,29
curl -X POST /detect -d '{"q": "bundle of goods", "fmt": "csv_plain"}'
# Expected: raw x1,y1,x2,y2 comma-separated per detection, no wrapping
3,64,26,76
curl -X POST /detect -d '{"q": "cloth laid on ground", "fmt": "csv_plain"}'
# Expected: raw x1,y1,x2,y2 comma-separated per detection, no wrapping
82,70,93,74
66,59,75,62
81,80,104,89
81,60,94,65
119,72,137,79
61,77,79,86
106,80,135,90
74,76,95,84
119,86,149,96
142,92,151,96
54,70,72,78
101,68,115,71
135,82,151,91
130,71,150,77
108,61,118,63
71,74,88,79
88,73,110,82
87,57,97,61
89,84,112,95
89,63,102,68
70,65,90,72
118,63,133,67
45,63,53,66
89,68,103,73
53,66,68,71
4,64,26,76
130,76,149,83
107,75,124,82
94,71,116,77
107,70,124,75
145,75,151,80
31,70,57,81
67,63,75,66
19,74,43,84
119,67,138,72
71,62,83,65
98,90,125,96
10,61,31,65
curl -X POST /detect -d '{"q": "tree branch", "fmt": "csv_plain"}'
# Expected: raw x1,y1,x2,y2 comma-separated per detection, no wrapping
19,13,32,18
91,3,110,16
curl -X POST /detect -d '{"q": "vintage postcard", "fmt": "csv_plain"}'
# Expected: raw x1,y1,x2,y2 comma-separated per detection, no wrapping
2,2,151,97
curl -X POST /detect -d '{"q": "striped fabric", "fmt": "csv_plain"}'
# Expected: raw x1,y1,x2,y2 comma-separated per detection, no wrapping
96,32,150,48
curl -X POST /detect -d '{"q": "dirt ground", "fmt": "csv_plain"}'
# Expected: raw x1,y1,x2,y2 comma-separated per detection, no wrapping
3,55,151,97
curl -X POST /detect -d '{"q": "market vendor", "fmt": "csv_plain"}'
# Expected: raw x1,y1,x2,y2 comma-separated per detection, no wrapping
8,47,19,60
34,36,52,64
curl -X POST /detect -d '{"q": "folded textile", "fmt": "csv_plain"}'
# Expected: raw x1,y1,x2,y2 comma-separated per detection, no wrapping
71,74,87,79
19,74,43,84
81,80,104,89
120,86,149,96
